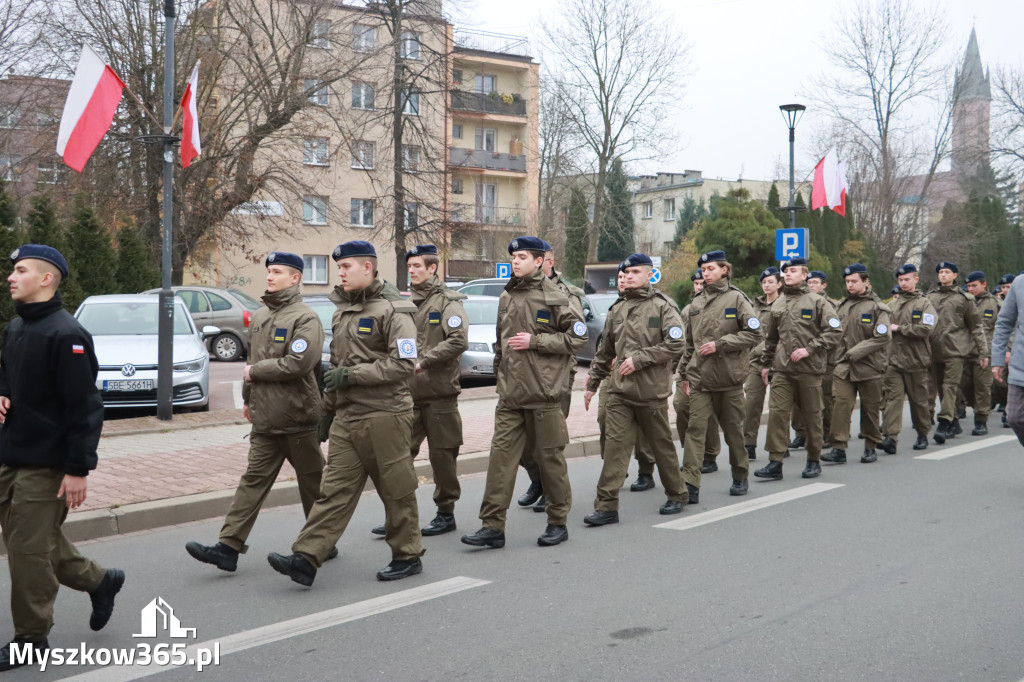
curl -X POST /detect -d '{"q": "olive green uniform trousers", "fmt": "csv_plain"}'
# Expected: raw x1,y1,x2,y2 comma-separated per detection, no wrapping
792,369,833,442
598,382,654,476
829,377,883,450
882,367,932,441
0,466,107,639
957,360,992,423
674,382,721,459
929,358,964,424
742,370,767,447
292,413,423,568
481,404,572,529
411,399,463,514
219,430,325,552
682,387,748,488
595,396,685,510
521,393,573,481
766,373,823,463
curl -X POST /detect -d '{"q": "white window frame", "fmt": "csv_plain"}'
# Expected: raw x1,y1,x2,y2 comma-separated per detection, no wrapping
303,137,329,166
452,178,463,194
352,82,374,110
307,19,330,49
664,198,675,221
0,105,18,129
0,155,19,182
475,127,496,152
642,201,652,219
402,145,421,172
36,159,62,184
405,202,419,230
400,31,421,60
305,79,328,106
353,24,376,52
302,196,328,225
452,123,463,139
350,198,374,227
351,140,375,170
401,88,420,115
302,255,329,284
474,74,496,94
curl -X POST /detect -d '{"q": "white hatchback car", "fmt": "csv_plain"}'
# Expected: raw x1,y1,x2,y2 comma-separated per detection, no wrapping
74,294,218,410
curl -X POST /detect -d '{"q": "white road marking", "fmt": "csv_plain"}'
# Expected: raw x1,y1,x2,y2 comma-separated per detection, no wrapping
654,483,844,531
59,576,489,681
913,435,1018,461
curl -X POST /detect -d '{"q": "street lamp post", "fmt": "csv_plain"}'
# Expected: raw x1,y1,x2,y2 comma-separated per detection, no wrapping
779,103,806,230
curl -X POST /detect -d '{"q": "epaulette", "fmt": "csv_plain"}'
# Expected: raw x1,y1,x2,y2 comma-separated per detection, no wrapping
565,284,586,300
727,284,753,304
653,289,681,311
441,287,468,302
380,280,418,312
540,277,571,306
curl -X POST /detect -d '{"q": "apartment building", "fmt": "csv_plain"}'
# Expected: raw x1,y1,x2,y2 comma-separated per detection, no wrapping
0,76,70,206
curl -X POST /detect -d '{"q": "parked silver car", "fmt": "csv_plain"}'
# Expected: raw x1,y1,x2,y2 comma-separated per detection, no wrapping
577,293,620,361
142,285,262,362
455,278,508,297
302,294,335,378
74,294,218,410
460,295,501,378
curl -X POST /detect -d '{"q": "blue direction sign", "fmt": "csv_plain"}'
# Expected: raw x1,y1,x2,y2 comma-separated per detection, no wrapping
775,228,809,260
495,262,512,279
649,267,662,284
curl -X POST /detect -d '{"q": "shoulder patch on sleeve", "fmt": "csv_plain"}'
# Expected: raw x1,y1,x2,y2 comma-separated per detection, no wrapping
290,338,308,353
922,312,936,326
572,320,587,337
668,325,683,339
397,338,418,358
747,317,760,330
447,315,463,328
876,324,888,335
828,317,841,329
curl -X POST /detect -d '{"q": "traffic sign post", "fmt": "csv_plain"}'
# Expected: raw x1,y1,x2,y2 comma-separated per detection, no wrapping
649,267,662,284
775,228,809,261
495,262,512,279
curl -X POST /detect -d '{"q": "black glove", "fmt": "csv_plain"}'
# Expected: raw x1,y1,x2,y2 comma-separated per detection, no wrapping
317,415,333,443
323,367,349,392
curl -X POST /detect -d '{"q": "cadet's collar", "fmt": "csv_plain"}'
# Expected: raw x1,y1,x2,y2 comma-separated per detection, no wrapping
339,277,384,304
704,278,729,294
846,290,872,302
624,283,653,300
782,282,809,296
410,275,442,302
938,284,959,292
508,269,545,291
15,292,63,321
261,284,301,310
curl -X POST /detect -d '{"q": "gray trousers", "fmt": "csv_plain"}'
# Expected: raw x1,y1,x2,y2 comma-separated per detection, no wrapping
1006,384,1024,447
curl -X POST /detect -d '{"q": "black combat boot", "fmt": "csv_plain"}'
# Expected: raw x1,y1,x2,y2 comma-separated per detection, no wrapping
933,419,950,444
89,568,125,631
267,553,316,586
821,448,847,463
700,459,718,474
788,434,806,449
801,461,822,478
861,449,878,463
685,483,699,504
971,420,988,436
583,510,619,526
517,481,543,507
630,474,655,491
186,541,238,572
745,445,757,460
879,437,898,455
460,528,506,548
754,461,783,480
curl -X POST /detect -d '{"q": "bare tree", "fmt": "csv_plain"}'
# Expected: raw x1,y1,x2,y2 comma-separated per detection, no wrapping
992,66,1024,182
0,0,36,78
540,0,687,262
536,75,585,246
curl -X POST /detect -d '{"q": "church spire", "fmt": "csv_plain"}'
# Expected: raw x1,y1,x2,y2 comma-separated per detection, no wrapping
955,27,991,101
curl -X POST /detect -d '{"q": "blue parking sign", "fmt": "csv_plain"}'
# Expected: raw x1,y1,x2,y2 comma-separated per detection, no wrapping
775,228,809,260
495,262,512,279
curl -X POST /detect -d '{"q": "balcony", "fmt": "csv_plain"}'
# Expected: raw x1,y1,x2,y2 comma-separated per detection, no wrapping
451,90,526,117
449,147,526,173
454,29,531,58
450,203,527,227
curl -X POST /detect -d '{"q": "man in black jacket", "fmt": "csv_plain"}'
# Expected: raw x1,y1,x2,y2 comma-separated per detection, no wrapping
0,245,124,671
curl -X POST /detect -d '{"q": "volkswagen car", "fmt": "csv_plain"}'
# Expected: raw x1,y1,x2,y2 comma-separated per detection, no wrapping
460,295,501,378
74,294,219,411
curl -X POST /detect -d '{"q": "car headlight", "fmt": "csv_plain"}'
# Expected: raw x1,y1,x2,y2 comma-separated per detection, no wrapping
173,357,207,373
467,342,490,352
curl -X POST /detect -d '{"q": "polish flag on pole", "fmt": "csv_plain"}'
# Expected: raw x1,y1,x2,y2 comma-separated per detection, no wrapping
56,44,125,173
180,60,201,168
811,148,848,217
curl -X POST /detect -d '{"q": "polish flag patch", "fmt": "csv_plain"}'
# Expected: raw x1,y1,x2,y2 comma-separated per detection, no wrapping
72,344,85,354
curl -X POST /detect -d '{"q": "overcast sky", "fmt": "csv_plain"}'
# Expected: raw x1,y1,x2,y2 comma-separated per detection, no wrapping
456,0,1024,183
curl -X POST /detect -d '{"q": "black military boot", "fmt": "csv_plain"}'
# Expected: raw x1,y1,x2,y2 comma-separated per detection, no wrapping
956,406,967,419
460,527,506,548
802,461,822,479
685,482,699,504
583,510,619,526
532,494,547,513
821,448,847,463
421,513,457,536
371,523,386,536
933,419,950,444
0,637,49,672
972,420,988,436
745,445,757,460
700,459,718,474
913,435,928,450
659,499,684,515
729,479,748,496
267,553,316,586
517,481,543,507
537,525,569,546
377,558,423,581
185,541,238,572
754,461,783,480
630,474,655,491
861,448,878,463
788,434,806,449
879,437,898,455
1004,412,1010,428
951,418,963,436
89,568,125,631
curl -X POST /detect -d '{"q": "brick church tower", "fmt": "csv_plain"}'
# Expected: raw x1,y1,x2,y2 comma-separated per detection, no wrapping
951,28,991,176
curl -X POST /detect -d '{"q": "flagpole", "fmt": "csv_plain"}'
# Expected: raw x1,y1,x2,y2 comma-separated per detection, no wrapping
157,0,176,421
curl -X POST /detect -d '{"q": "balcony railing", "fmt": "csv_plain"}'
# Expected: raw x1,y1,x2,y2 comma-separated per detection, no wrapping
453,29,531,58
450,203,527,227
449,147,526,173
451,90,527,116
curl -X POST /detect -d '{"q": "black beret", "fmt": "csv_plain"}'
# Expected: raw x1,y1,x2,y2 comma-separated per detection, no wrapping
508,236,550,254
891,285,901,296
842,263,867,277
965,270,986,284
265,251,303,272
690,268,704,282
759,266,780,281
935,261,958,274
808,270,828,282
406,244,438,261
782,257,808,268
10,244,69,279
896,263,917,276
621,253,654,269
998,273,1015,286
332,240,376,261
698,250,727,265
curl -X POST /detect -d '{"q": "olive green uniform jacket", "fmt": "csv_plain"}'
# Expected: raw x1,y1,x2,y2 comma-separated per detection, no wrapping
926,285,988,361
678,278,761,392
833,291,891,382
408,276,469,402
759,282,842,376
970,291,1001,360
888,289,938,371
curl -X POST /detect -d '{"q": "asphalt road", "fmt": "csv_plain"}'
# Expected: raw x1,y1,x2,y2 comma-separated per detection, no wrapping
4,416,1024,681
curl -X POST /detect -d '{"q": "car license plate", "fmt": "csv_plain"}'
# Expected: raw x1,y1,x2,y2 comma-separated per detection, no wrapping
103,380,155,391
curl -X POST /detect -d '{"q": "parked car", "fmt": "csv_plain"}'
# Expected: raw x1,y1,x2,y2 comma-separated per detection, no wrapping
74,294,218,411
460,295,501,378
142,285,262,362
454,278,508,297
577,293,620,361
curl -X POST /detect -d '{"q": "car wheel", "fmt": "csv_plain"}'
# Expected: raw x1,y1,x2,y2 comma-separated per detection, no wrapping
212,333,243,362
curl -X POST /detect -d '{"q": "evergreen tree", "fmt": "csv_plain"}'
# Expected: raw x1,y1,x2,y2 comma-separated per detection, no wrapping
65,196,118,309
115,222,160,292
673,195,707,246
767,182,781,212
0,179,23,327
597,157,635,261
25,195,65,253
564,185,590,282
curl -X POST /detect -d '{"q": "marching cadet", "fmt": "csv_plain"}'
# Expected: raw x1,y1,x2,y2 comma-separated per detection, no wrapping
678,251,760,498
995,274,1015,301
755,257,842,480
187,252,330,571
926,261,988,444
583,253,687,524
743,266,782,459
960,270,1000,435
822,264,890,464
268,241,424,586
879,264,938,453
517,246,586,512
461,237,585,548
0,245,124,670
790,270,839,449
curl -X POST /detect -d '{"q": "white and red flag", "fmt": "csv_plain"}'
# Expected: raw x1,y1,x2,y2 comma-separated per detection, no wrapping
56,44,125,173
811,148,848,217
180,60,201,168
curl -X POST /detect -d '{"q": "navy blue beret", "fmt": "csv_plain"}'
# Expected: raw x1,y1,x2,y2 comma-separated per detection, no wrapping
936,261,958,274
966,270,986,284
759,266,780,281
332,240,376,261
621,253,654,269
406,244,438,261
265,251,303,272
891,285,901,296
998,273,1015,286
617,260,628,273
842,263,867,277
782,257,808,269
896,263,917,276
690,268,704,281
808,270,828,282
507,236,549,254
11,244,69,279
698,250,727,265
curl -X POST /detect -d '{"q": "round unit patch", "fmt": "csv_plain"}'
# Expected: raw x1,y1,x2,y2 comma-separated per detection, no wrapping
291,338,308,353
828,317,841,329
668,326,683,339
876,324,888,335
747,317,761,330
447,315,462,328
572,321,587,337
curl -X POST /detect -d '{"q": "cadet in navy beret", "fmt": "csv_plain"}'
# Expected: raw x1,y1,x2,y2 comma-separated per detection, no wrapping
891,285,901,296
965,270,986,284
698,250,727,265
10,244,69,279
265,251,304,272
332,240,377,261
507,236,549,254
620,253,654,269
782,256,808,269
998,273,1015,286
760,266,780,281
895,263,917,276
842,263,867,277
935,261,958,274
690,268,704,282
406,244,438,261
808,270,828,283
618,260,629,273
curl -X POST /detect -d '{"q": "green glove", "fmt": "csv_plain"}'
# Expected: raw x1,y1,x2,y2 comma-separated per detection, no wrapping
317,415,334,443
323,366,349,392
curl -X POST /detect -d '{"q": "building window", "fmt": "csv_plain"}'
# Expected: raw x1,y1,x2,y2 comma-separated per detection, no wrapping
353,24,376,52
401,88,420,115
400,31,421,60
642,201,652,219
0,105,18,129
351,140,375,170
305,79,328,106
303,137,329,166
453,68,463,85
402,145,421,172
475,127,496,152
303,196,327,225
352,82,374,109
0,156,19,182
474,75,496,94
307,19,330,49
36,160,62,184
405,202,419,230
664,198,675,221
350,199,374,227
303,255,329,284
452,178,463,194
452,124,463,139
